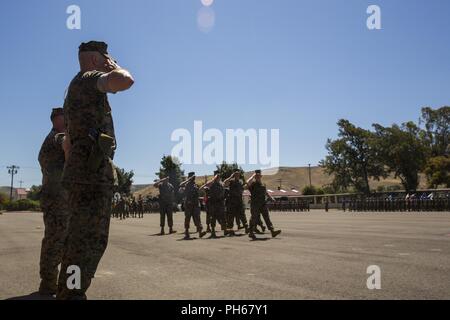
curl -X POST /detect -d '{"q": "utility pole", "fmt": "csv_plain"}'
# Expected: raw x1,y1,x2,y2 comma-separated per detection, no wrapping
277,178,283,190
19,180,24,188
308,164,312,187
7,165,19,201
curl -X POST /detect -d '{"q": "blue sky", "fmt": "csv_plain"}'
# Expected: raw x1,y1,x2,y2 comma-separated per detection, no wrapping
1,0,450,187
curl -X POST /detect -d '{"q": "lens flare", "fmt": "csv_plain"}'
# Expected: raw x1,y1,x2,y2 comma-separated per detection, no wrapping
201,0,214,7
197,7,215,33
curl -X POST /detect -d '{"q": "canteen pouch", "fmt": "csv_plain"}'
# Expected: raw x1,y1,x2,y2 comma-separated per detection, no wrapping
87,132,115,173
98,133,115,158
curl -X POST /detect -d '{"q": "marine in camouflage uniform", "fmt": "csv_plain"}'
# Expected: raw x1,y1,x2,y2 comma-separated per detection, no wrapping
56,41,134,300
180,172,207,239
131,196,137,218
201,171,232,238
224,170,249,234
247,170,281,240
138,195,144,218
38,108,69,295
204,187,212,233
154,177,177,235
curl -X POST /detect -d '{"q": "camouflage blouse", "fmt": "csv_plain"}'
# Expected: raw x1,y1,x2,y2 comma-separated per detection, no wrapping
62,71,117,186
38,128,65,193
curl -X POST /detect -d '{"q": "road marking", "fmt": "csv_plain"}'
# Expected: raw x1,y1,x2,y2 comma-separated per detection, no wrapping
398,253,410,256
430,249,442,252
384,244,394,247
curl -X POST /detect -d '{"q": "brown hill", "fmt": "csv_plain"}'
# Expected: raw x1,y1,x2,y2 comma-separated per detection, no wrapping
133,166,427,197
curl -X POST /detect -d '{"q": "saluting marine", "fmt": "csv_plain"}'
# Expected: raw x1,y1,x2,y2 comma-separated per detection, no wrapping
38,107,69,296
223,170,249,234
200,171,234,238
246,170,282,240
179,172,207,240
57,41,134,300
154,176,177,235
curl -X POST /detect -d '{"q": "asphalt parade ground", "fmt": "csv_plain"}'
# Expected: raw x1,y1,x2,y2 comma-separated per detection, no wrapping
1,210,449,300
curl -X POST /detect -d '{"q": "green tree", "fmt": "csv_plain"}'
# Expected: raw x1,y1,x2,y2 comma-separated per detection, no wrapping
115,167,134,195
420,107,450,187
320,119,386,195
302,185,324,195
420,106,450,157
156,155,184,192
424,156,450,188
321,185,337,195
373,122,428,192
27,185,42,201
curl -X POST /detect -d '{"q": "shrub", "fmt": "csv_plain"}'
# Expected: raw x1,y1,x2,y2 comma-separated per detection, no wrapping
0,192,9,211
5,199,41,212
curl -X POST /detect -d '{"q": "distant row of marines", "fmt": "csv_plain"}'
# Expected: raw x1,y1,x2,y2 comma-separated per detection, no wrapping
112,189,450,225
344,197,450,212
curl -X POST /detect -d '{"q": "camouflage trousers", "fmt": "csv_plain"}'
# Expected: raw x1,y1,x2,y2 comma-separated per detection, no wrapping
184,203,203,231
159,202,173,227
39,194,69,288
207,201,226,230
205,205,211,227
56,184,113,300
249,203,273,232
226,201,248,229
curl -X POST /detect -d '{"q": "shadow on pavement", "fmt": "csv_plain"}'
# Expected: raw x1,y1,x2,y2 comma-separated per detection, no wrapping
5,291,56,300
176,237,197,241
149,232,179,237
205,235,225,240
232,233,248,237
249,237,271,241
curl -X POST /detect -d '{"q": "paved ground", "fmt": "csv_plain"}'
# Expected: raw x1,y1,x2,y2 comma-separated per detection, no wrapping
1,210,449,300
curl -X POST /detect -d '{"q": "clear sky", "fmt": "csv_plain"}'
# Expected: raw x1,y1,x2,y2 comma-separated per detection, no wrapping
1,0,450,188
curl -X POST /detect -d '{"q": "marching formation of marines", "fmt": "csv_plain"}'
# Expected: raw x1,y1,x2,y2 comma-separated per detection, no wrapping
110,169,284,241
149,169,282,241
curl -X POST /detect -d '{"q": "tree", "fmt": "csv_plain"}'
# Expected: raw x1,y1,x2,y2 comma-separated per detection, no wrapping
424,156,450,188
115,167,134,195
215,162,244,181
27,185,42,201
420,107,450,187
320,119,386,195
155,155,184,192
420,106,450,157
373,122,428,192
302,185,324,195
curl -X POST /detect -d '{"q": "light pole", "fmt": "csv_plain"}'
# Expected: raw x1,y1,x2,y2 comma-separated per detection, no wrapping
308,164,312,187
7,165,19,201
